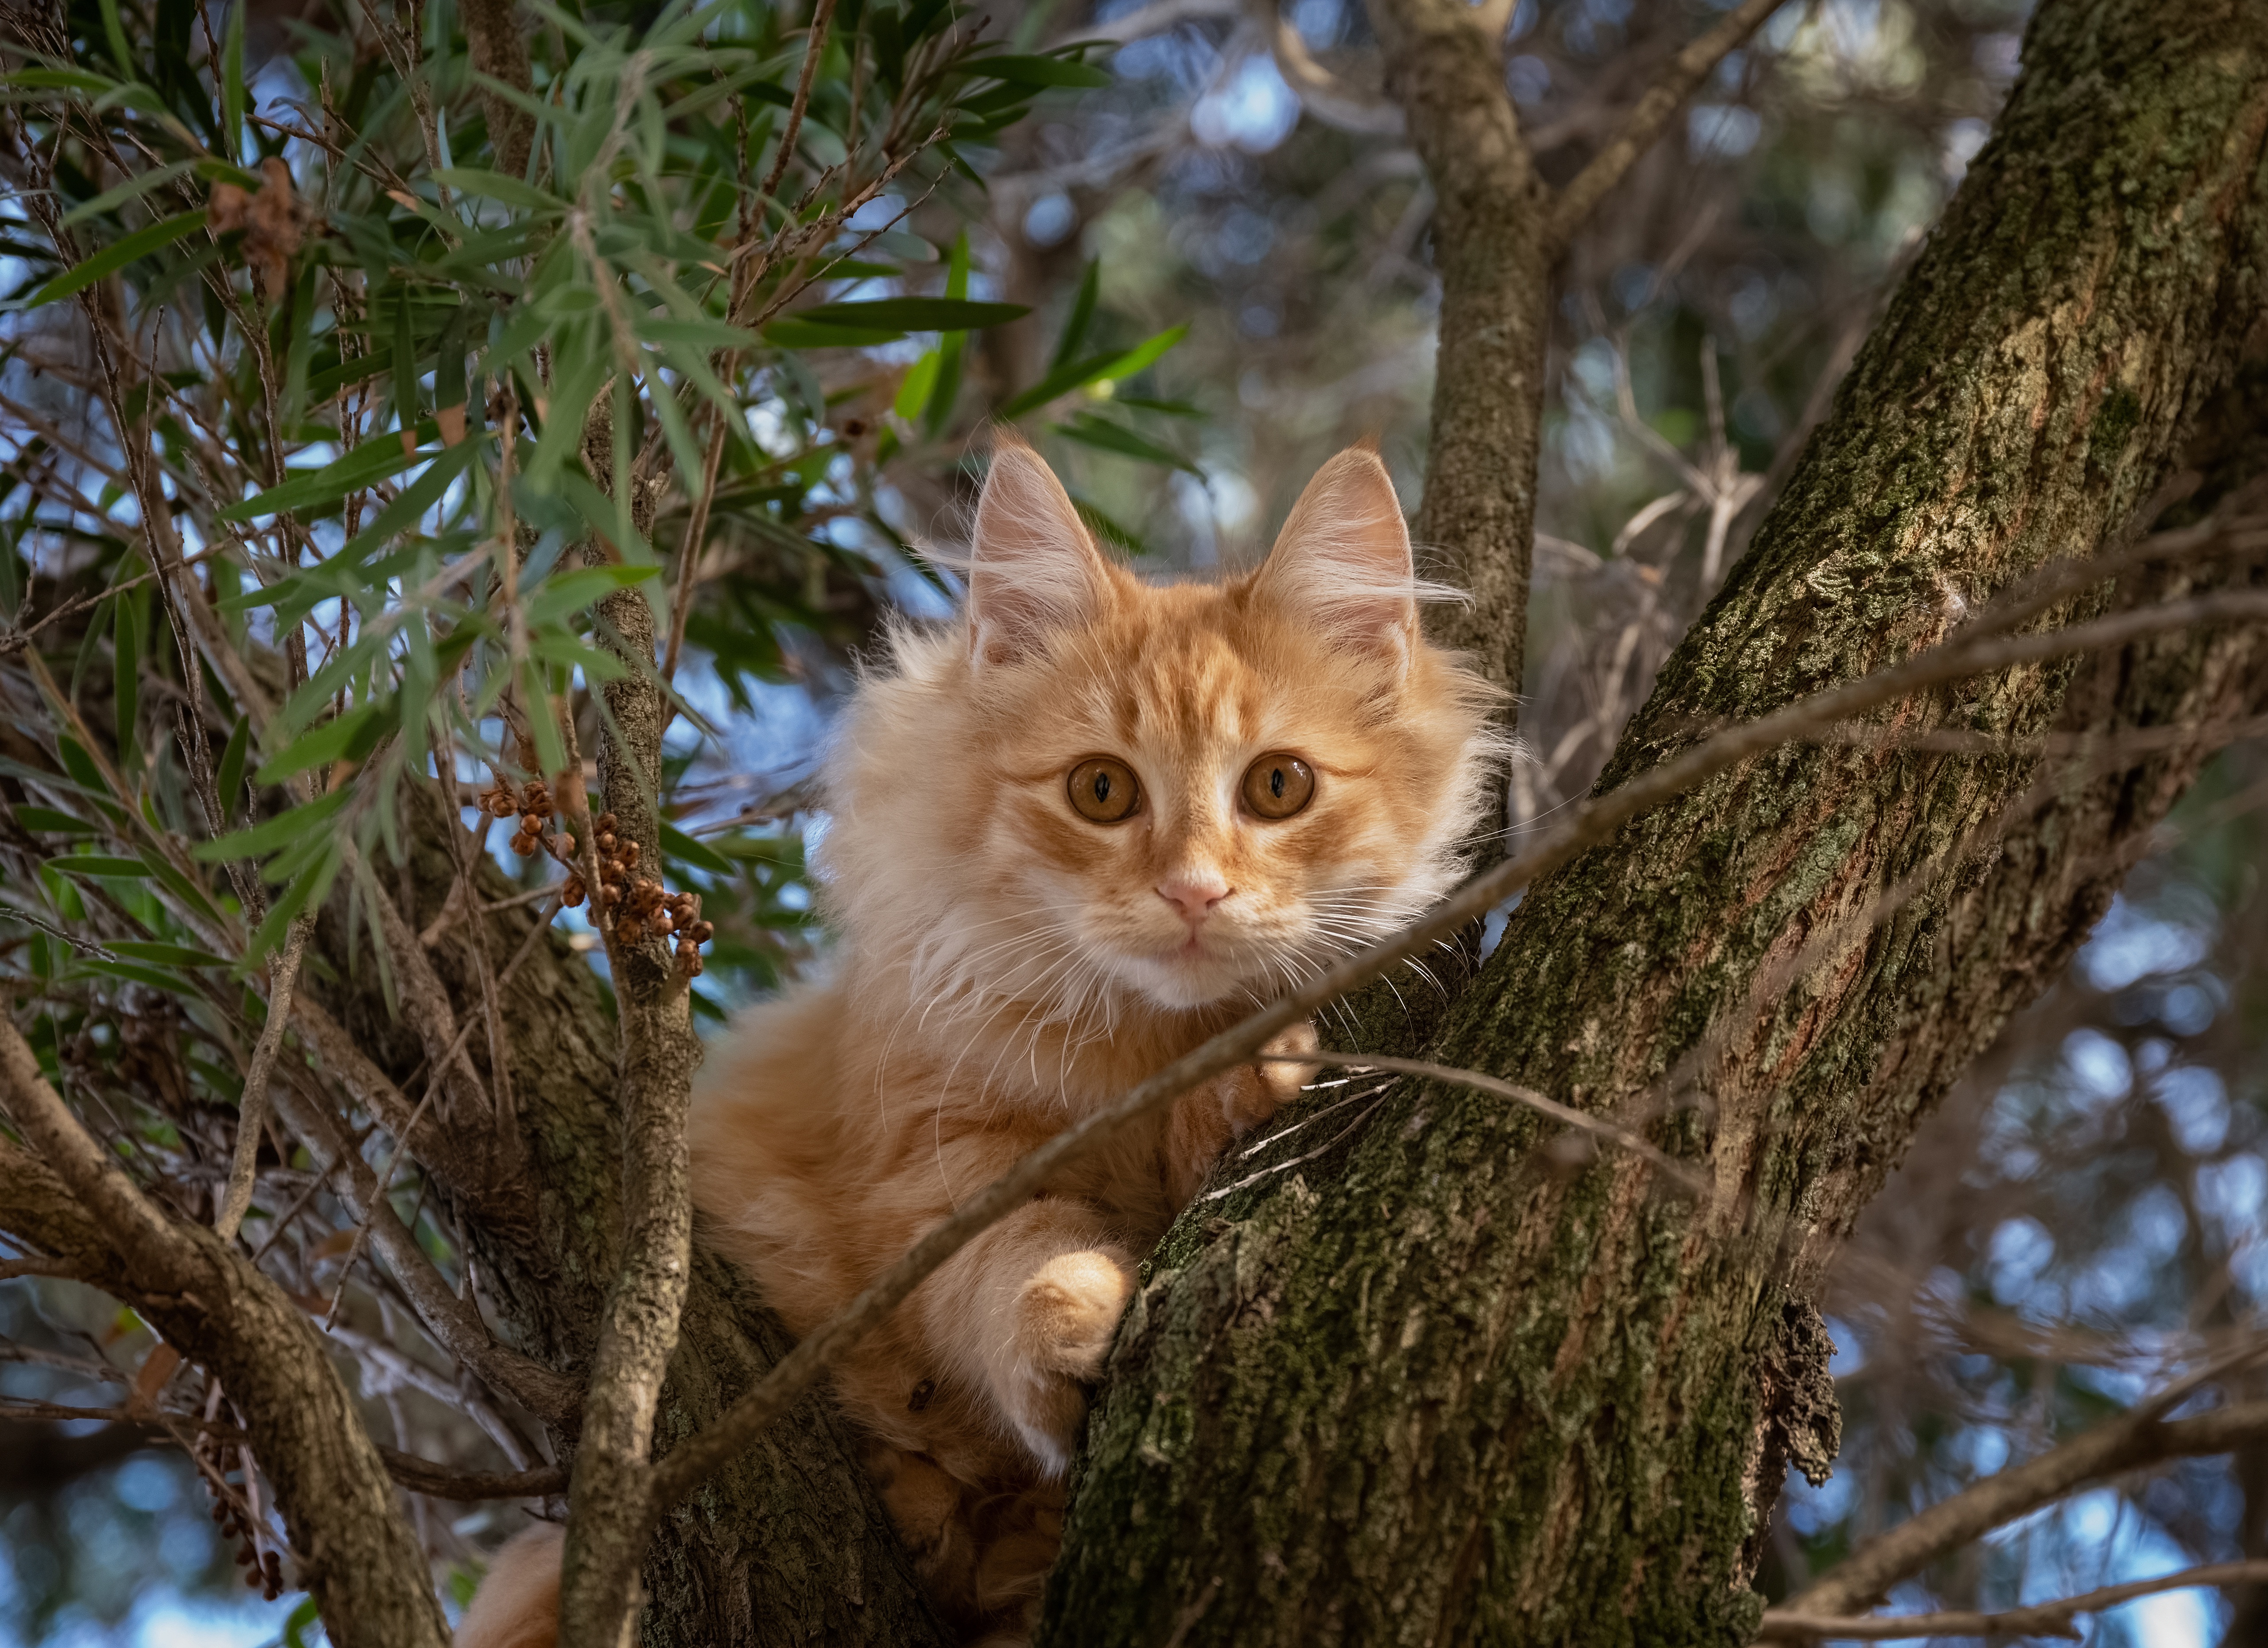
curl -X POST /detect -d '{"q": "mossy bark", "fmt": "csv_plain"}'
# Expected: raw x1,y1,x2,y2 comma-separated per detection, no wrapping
1041,5,2268,1644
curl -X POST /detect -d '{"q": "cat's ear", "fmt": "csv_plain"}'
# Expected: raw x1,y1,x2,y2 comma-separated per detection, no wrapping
1252,444,1418,669
968,435,1111,668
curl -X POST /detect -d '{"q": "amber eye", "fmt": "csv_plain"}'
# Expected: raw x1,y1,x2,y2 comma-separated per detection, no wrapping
1067,757,1141,824
1241,753,1315,820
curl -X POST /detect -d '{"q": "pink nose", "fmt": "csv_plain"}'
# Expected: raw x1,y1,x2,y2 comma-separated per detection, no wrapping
1157,877,1231,924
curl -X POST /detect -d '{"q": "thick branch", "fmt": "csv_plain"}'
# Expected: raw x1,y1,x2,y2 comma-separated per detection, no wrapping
0,1042,448,1647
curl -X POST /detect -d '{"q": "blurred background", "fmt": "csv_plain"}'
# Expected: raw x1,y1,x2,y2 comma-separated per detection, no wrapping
9,0,2268,1642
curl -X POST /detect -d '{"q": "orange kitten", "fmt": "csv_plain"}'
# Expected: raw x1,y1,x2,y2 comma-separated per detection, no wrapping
457,437,1497,1646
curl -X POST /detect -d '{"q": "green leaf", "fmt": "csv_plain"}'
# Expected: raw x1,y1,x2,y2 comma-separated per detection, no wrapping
791,297,1029,332
59,159,199,228
893,350,939,420
925,233,971,439
254,702,386,785
221,0,245,153
1052,411,1201,474
661,821,736,877
432,167,565,212
524,564,661,630
26,210,207,308
1095,323,1187,382
1051,259,1100,369
50,855,155,880
763,318,905,349
193,788,350,862
73,958,193,993
968,52,1113,89
217,427,438,522
215,713,250,820
14,806,97,834
109,939,229,968
97,0,136,80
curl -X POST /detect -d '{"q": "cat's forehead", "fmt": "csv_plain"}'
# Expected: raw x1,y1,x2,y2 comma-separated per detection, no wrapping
1045,583,1299,751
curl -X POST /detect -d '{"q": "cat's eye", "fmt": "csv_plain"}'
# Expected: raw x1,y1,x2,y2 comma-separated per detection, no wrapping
1068,757,1141,824
1241,753,1315,820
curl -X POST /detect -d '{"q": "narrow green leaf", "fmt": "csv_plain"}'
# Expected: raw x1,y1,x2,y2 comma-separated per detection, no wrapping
112,583,140,767
59,159,198,227
524,564,661,630
968,51,1115,86
1052,412,1201,474
110,939,229,968
97,0,136,79
255,703,385,784
50,855,155,879
924,233,971,439
72,959,193,992
661,821,736,877
215,713,250,820
1051,259,1100,369
14,805,97,834
432,167,565,212
221,0,245,154
217,426,438,522
27,210,207,308
792,296,1028,332
192,788,350,862
1096,323,1187,382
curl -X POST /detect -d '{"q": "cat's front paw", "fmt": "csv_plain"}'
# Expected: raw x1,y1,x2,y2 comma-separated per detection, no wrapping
1000,1248,1133,1476
1218,1020,1322,1134
1015,1248,1133,1379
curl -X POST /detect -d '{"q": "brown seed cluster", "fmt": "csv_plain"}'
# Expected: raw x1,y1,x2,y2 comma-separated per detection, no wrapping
584,812,715,973
204,1476,284,1600
476,785,714,974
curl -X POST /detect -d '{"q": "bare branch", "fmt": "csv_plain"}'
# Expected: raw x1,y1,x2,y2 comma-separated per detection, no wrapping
1255,1052,1709,1193
758,0,841,202
216,915,313,1242
1779,1399,2268,1619
1550,0,1784,243
1762,1560,2268,1641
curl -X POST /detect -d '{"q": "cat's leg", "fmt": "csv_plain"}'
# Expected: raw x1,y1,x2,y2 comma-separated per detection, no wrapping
454,1523,562,1648
917,1195,1134,1478
1164,1019,1320,1204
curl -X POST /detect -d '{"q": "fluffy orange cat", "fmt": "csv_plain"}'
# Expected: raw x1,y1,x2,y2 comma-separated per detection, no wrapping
458,437,1497,1646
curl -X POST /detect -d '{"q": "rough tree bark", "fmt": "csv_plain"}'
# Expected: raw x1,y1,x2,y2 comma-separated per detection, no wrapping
1042,4,2268,1644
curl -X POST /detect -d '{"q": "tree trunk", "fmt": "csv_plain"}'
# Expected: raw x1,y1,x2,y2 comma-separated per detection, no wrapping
1041,4,2268,1644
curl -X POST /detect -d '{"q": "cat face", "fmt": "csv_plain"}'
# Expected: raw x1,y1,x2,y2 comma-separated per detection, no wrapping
826,437,1498,1032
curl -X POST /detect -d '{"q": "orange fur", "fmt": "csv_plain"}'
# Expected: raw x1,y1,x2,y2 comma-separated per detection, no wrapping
461,439,1499,1645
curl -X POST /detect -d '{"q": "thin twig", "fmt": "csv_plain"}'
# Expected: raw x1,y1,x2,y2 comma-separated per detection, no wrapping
757,0,839,203
216,915,314,1242
1254,1051,1711,1194
1760,1560,2268,1641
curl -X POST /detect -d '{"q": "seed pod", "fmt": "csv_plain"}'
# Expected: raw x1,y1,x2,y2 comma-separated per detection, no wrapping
597,812,617,833
520,812,544,836
653,912,674,935
562,877,586,908
556,833,575,857
596,832,616,854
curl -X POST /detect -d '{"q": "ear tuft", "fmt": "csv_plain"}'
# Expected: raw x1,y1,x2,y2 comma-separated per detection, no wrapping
967,436,1111,668
1252,447,1419,669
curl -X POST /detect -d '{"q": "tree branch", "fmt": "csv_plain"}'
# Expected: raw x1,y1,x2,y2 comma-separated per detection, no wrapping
216,914,313,1242
1548,0,1786,244
1778,1399,2268,1619
0,1034,449,1646
1761,1560,2268,1641
0,1014,201,1292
